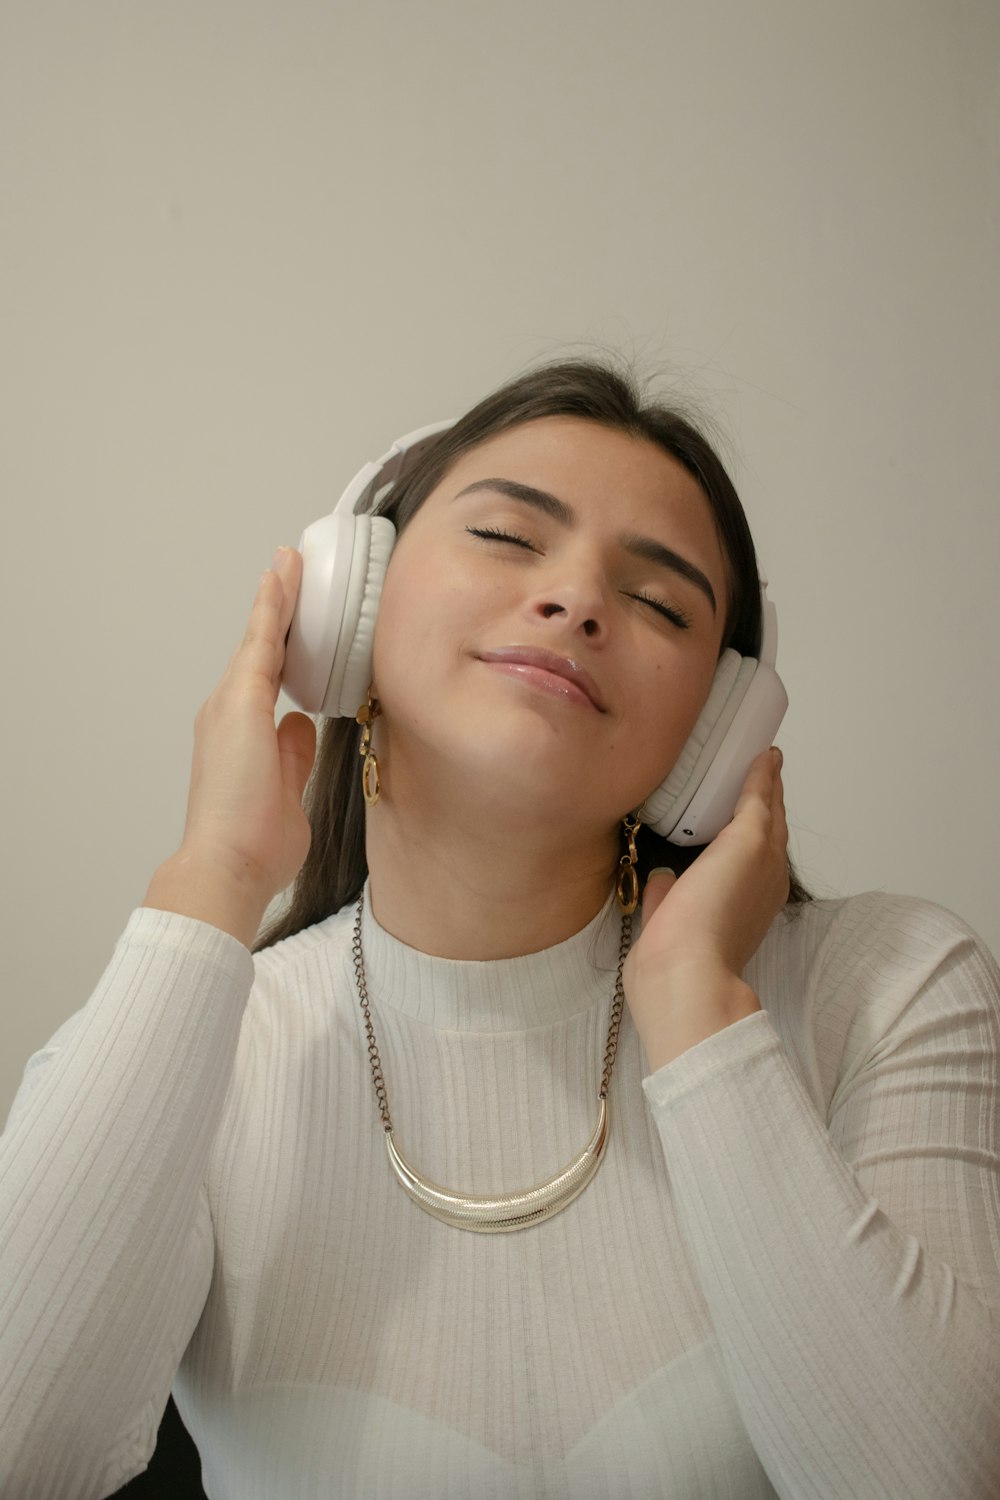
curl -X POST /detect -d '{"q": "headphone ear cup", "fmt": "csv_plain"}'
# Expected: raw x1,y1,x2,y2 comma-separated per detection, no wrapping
668,661,787,844
641,649,787,844
282,513,395,716
641,649,745,836
328,515,395,716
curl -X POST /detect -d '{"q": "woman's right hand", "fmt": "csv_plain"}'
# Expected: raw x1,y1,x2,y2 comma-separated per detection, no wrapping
144,547,318,947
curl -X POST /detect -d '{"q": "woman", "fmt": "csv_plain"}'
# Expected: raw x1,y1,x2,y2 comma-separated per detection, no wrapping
2,358,999,1498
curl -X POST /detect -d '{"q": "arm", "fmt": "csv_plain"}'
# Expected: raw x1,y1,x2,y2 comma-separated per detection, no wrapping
642,899,1000,1499
0,548,316,1498
0,910,253,1499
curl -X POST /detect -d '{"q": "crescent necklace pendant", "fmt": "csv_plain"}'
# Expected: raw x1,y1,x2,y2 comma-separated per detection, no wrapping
352,888,632,1234
383,1097,610,1232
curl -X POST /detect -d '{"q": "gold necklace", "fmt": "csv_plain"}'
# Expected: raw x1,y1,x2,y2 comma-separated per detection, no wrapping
351,890,633,1233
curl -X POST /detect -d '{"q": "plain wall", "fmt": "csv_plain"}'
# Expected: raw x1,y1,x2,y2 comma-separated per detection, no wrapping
2,0,998,1119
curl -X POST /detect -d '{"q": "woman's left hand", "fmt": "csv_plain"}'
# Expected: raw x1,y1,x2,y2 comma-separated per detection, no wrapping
622,747,790,1070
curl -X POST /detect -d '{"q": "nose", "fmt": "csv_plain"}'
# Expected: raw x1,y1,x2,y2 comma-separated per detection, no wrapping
525,573,608,640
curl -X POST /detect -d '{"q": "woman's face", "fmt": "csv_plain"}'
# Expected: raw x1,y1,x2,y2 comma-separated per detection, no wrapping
371,416,730,829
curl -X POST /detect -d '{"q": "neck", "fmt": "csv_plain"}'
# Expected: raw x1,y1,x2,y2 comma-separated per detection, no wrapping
364,782,620,961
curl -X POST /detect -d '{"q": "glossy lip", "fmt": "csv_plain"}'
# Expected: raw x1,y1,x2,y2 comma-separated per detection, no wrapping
476,646,607,712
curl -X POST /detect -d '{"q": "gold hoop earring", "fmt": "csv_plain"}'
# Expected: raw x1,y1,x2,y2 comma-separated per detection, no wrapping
616,813,641,915
356,691,382,807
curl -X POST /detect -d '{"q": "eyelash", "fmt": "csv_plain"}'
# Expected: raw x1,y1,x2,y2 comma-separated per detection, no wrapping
628,590,692,630
464,526,692,631
466,525,536,549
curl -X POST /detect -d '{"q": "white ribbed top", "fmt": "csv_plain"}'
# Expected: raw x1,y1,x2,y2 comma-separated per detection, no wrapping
2,888,1000,1499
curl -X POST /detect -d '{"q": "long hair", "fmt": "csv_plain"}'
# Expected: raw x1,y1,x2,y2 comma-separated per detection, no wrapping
256,356,809,951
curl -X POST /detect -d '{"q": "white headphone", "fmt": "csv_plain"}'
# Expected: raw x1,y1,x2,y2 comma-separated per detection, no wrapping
282,421,788,845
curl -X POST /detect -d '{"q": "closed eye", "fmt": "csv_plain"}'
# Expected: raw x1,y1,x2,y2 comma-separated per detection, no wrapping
465,525,537,551
466,526,692,629
627,591,692,630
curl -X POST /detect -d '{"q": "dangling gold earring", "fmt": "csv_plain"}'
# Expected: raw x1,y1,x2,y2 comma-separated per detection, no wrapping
616,813,641,915
356,690,382,806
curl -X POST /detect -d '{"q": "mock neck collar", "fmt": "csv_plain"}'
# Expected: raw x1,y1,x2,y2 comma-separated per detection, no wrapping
354,882,627,1032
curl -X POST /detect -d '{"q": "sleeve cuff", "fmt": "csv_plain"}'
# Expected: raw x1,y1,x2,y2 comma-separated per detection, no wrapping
641,1009,781,1109
128,906,256,986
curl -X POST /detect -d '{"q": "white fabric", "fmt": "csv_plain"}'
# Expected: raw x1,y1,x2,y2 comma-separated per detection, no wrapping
2,889,1000,1499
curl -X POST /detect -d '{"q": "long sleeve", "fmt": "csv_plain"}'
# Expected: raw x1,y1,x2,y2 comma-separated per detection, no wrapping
0,908,254,1500
642,894,1000,1500
9,887,992,1498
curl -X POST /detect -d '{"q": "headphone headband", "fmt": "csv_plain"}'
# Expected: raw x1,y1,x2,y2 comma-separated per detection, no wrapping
334,420,457,519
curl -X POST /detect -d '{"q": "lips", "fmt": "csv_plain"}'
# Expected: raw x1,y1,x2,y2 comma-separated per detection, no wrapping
476,646,607,712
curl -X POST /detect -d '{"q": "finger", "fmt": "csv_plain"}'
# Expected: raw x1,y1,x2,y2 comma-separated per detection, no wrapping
226,558,289,687
270,547,303,685
769,749,788,836
772,777,789,856
733,747,780,819
277,712,318,804
640,866,677,930
273,547,302,647
767,760,791,896
229,567,280,667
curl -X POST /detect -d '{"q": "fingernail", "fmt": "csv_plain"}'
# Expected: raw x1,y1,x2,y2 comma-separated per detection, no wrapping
648,866,676,879
271,545,292,569
770,747,783,769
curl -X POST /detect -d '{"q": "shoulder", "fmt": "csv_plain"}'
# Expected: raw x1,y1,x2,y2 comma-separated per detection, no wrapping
252,904,356,977
749,891,1000,1108
760,889,996,985
203,907,362,1137
244,905,358,1027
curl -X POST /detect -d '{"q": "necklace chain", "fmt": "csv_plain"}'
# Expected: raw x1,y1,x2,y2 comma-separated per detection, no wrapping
351,890,633,1232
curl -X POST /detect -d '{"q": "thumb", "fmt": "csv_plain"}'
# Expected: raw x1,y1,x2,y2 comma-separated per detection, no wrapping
640,866,677,930
277,712,318,804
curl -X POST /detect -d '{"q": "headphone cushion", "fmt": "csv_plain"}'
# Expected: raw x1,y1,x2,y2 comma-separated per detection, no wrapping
641,648,753,834
323,516,395,717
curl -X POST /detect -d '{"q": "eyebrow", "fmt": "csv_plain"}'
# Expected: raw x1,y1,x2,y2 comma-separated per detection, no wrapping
454,477,718,616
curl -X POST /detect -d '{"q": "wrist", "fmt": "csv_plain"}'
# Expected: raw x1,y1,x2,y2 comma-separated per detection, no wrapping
144,848,272,949
632,959,761,1072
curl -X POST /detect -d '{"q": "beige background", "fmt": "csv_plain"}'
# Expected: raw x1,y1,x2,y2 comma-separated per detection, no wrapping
2,0,998,1119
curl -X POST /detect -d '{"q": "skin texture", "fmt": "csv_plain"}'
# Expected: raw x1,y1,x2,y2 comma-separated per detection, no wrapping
146,416,789,1065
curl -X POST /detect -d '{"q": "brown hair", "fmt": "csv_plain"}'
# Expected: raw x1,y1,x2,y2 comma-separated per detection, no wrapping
256,355,809,951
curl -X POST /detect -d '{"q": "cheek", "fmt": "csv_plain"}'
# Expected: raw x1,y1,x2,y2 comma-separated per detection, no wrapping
370,547,464,700
633,651,719,776
371,564,422,697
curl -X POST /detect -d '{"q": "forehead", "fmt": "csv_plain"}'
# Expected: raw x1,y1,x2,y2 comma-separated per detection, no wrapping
434,415,725,562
